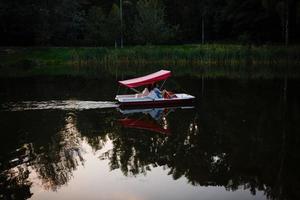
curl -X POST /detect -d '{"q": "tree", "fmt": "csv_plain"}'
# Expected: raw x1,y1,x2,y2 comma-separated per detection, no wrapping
86,4,121,46
35,4,51,45
86,6,107,45
197,0,211,44
133,0,176,44
0,0,299,45
107,4,121,46
262,0,294,45
52,0,86,45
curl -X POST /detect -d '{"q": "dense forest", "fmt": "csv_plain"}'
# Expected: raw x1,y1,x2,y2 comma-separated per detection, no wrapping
0,0,299,46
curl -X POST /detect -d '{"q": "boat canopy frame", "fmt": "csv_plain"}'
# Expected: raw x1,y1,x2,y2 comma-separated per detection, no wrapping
118,70,171,90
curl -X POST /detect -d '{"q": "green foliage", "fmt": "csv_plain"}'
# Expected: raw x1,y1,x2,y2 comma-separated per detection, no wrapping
86,4,120,46
238,33,251,44
86,7,107,45
1,0,299,45
34,0,86,45
107,4,121,44
133,0,176,44
297,2,300,21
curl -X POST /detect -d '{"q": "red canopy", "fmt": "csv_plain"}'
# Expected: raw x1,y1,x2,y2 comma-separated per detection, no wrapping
118,70,171,88
118,118,171,135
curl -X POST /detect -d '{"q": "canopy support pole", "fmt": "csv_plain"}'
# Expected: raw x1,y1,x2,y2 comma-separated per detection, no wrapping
160,79,167,90
117,84,121,95
130,87,140,93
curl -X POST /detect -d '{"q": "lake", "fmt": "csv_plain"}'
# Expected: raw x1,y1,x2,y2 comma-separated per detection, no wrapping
0,73,299,200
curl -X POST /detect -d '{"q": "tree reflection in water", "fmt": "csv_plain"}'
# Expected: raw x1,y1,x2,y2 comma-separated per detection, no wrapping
97,104,300,200
0,111,87,198
0,144,34,199
29,112,85,191
0,97,299,200
102,107,200,178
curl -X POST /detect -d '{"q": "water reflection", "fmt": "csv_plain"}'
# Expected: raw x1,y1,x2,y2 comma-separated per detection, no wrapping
0,77,299,200
104,107,200,178
118,107,173,135
31,112,85,191
0,143,34,199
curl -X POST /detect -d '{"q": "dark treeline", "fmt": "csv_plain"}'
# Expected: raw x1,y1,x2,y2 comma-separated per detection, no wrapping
0,0,299,46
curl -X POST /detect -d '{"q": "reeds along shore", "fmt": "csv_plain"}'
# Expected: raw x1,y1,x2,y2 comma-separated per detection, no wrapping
69,45,300,67
0,45,299,78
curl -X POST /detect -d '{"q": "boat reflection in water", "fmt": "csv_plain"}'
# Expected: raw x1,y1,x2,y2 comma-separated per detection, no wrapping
117,106,195,135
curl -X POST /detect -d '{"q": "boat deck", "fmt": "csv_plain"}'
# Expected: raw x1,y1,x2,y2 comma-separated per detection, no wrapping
116,93,195,108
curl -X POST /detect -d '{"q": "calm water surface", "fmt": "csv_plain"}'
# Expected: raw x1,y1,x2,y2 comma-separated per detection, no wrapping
0,75,299,200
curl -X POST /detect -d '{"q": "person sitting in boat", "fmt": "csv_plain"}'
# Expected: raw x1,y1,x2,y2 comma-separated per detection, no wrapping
147,84,163,99
146,84,176,99
141,87,150,96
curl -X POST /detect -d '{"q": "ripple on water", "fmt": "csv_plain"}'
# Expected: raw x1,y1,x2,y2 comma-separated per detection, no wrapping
1,100,118,111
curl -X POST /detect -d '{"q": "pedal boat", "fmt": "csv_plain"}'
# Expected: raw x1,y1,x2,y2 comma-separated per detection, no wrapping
115,70,195,108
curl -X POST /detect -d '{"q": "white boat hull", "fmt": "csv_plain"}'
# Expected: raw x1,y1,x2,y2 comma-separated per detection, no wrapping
115,93,195,108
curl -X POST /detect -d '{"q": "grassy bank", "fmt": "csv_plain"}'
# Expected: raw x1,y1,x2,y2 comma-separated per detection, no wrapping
0,44,299,78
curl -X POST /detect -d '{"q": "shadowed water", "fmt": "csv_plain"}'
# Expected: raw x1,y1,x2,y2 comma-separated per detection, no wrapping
0,74,299,200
